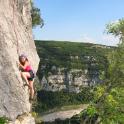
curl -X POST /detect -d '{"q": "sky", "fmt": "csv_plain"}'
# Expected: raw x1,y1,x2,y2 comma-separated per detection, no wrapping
33,0,124,46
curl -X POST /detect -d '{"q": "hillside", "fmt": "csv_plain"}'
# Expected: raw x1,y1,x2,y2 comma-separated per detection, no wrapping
34,40,115,120
35,40,113,70
35,40,114,93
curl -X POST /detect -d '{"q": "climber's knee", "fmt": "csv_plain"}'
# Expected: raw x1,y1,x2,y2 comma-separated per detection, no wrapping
20,72,25,78
21,72,30,79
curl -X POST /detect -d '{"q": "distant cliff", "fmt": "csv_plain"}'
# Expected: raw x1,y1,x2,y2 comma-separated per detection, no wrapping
0,0,39,124
35,41,114,92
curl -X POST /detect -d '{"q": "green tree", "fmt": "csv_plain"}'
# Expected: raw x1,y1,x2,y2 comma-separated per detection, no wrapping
106,18,124,43
79,19,124,124
106,18,124,86
31,2,44,28
96,19,124,123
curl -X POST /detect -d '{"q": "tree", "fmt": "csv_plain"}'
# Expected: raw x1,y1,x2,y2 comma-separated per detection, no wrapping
106,18,124,43
31,2,44,28
106,19,124,86
80,19,124,124
96,19,124,123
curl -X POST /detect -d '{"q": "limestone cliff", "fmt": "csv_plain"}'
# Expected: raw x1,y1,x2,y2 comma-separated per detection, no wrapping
0,0,39,123
41,67,100,93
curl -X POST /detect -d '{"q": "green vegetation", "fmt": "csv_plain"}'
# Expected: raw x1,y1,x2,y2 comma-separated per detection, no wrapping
35,40,114,80
34,40,115,123
96,18,124,124
31,0,124,122
31,2,44,28
34,19,124,123
70,18,124,124
0,117,8,124
34,87,93,113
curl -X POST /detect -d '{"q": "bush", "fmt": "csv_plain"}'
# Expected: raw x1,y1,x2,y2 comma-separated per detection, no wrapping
0,117,7,124
34,88,94,113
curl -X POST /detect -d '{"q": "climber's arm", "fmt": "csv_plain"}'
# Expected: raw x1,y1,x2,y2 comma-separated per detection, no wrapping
18,61,28,70
19,63,25,70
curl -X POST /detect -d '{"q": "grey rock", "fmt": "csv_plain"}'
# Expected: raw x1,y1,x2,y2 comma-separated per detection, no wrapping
0,0,39,122
8,113,35,124
41,68,100,93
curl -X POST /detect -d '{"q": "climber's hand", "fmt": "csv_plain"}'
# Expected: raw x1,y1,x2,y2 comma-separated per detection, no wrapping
18,63,21,66
16,61,20,68
17,62,22,68
18,63,25,70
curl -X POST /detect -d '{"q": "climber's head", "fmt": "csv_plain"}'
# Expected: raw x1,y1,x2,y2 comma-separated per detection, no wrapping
19,54,28,65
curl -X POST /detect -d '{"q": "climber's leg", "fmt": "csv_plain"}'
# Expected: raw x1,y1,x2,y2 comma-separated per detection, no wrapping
28,80,34,99
20,72,30,86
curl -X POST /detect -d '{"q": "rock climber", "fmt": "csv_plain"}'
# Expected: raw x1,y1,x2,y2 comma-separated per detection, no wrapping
18,54,35,101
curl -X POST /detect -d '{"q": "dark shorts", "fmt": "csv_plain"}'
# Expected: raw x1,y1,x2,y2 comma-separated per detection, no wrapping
27,70,35,81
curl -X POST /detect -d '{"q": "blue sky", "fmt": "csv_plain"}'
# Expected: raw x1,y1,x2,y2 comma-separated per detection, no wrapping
33,0,124,46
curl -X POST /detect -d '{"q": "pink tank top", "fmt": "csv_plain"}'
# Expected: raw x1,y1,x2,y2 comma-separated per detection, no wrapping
24,65,32,72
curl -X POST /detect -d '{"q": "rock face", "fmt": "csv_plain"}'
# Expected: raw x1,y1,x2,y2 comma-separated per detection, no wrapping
41,67,100,93
8,113,35,124
0,0,39,122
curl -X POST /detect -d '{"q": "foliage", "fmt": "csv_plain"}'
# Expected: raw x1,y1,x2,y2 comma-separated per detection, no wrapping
31,2,44,28
66,19,124,124
88,18,124,123
34,87,93,113
35,40,113,80
34,41,115,123
106,18,124,39
68,87,124,124
93,85,106,101
0,117,8,124
84,105,97,118
97,88,124,124
33,17,124,124
89,18,124,124
34,76,42,91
